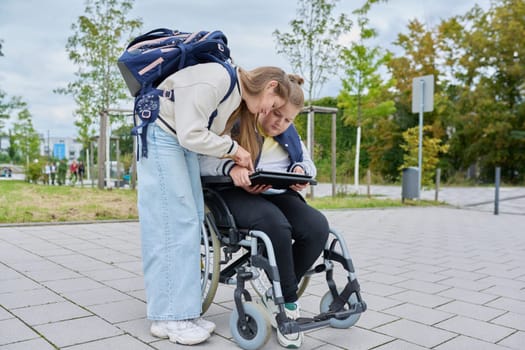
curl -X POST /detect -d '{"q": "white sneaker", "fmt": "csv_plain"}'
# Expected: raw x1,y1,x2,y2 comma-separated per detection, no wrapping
191,317,216,334
277,303,304,349
150,320,210,345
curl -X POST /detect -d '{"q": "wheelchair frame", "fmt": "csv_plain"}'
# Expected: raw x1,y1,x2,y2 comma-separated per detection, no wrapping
200,185,367,349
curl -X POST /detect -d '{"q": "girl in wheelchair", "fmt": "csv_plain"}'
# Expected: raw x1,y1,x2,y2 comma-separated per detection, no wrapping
201,75,337,348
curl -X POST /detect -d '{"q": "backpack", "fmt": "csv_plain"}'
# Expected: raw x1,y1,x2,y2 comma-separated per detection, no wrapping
117,28,238,158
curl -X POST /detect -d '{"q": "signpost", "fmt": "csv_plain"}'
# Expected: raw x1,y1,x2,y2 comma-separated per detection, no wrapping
412,75,434,199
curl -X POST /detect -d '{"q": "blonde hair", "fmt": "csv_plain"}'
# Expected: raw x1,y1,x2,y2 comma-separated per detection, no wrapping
224,72,305,161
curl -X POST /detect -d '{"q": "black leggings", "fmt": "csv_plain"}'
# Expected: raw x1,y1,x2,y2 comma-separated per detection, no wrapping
218,188,329,302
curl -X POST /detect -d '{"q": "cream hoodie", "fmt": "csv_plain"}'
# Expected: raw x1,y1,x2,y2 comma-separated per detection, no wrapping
155,62,241,158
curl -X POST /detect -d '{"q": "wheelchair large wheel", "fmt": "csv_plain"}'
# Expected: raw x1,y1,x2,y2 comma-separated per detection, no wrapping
200,213,221,314
250,271,310,299
230,301,271,350
319,288,360,329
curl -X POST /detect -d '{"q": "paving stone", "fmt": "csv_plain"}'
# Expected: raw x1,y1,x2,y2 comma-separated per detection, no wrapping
435,335,513,350
62,286,132,306
375,319,456,348
374,319,456,348
384,303,453,325
438,276,495,291
482,285,525,301
64,334,154,349
103,276,145,292
491,312,525,331
373,339,428,349
438,287,499,305
393,279,451,294
0,337,56,350
486,297,525,315
436,300,506,321
0,288,64,309
23,267,83,282
0,308,12,321
389,290,452,308
435,315,515,343
0,318,39,346
10,301,91,325
356,310,399,330
87,298,146,324
82,267,138,281
497,331,525,350
0,277,41,293
308,325,393,349
34,316,123,348
42,277,105,293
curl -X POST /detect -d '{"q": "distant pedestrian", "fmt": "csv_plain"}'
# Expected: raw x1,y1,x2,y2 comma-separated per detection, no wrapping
78,161,85,187
43,163,51,185
50,162,57,185
69,160,78,186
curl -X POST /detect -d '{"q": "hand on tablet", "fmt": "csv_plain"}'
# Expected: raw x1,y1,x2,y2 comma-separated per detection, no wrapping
290,166,309,192
230,165,252,187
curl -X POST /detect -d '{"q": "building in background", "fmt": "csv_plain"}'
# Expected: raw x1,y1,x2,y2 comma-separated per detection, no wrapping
40,136,83,161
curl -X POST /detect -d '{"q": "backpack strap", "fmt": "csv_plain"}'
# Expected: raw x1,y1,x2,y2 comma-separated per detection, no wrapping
207,64,238,129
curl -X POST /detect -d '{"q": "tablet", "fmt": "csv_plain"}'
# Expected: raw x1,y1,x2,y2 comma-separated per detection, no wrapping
201,170,317,189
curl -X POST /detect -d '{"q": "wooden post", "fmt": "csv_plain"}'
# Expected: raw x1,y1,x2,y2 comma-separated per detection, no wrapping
367,169,371,198
435,168,441,201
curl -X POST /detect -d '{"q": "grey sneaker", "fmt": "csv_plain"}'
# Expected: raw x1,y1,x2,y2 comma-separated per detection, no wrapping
191,317,216,334
150,320,210,345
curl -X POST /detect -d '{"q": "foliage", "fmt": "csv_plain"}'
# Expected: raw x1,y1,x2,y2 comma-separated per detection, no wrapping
399,125,449,186
56,0,141,148
337,12,396,183
273,0,352,102
11,109,41,166
25,159,43,184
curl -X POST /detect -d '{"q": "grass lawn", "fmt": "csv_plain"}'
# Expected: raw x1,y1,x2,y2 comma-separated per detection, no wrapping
0,180,441,224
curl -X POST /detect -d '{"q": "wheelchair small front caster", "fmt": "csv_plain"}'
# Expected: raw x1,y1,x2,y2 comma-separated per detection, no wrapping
229,301,271,350
319,289,361,329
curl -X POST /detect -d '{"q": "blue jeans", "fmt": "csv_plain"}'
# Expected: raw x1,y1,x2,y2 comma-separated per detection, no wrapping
137,124,204,321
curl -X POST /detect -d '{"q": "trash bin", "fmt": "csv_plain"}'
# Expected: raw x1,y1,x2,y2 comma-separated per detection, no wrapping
402,167,419,201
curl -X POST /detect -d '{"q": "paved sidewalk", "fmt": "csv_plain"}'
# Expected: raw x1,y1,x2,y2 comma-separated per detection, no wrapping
1,207,524,349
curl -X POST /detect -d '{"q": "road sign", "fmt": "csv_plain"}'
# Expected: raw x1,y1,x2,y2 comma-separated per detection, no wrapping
412,75,434,113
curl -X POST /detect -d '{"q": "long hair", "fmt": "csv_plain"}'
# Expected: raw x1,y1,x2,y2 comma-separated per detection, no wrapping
224,73,306,161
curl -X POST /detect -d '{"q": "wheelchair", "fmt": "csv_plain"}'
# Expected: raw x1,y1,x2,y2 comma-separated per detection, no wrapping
200,180,367,350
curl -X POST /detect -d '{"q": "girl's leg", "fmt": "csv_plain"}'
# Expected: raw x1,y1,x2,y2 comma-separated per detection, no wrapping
220,188,299,302
137,124,202,321
265,191,330,280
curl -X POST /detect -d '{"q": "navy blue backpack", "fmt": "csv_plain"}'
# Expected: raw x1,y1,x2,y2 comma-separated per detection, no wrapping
117,28,238,158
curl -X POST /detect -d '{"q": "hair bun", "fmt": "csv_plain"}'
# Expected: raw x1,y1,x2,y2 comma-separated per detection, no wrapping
288,74,304,86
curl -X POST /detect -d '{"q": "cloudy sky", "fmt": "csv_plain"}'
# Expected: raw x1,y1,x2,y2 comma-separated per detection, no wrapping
0,0,490,139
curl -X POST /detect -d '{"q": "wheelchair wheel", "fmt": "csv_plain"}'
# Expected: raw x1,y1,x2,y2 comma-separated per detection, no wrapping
230,301,271,350
200,212,221,314
250,269,310,299
319,288,360,329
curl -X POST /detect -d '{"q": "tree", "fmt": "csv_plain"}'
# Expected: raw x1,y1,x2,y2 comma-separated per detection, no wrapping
338,14,395,190
274,0,352,169
11,108,41,167
400,125,449,186
56,0,141,147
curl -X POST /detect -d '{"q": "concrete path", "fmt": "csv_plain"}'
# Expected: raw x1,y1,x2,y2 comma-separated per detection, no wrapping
1,206,524,349
313,184,525,215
